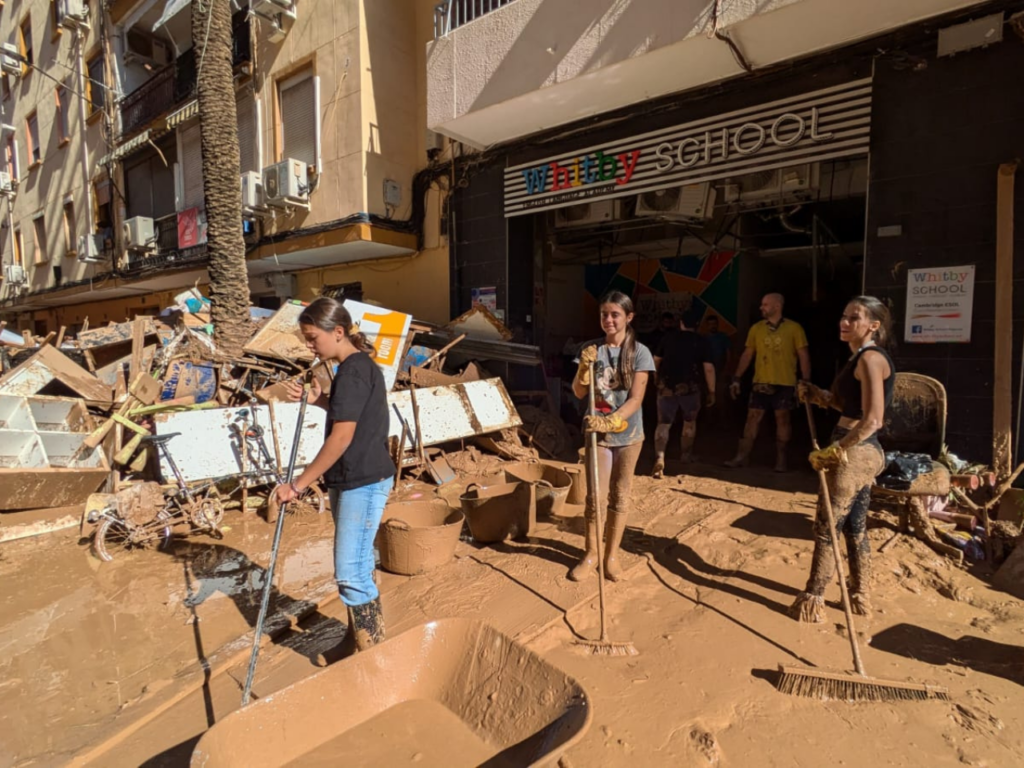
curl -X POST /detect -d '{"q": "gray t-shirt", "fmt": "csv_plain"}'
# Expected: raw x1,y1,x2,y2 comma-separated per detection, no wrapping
576,340,656,447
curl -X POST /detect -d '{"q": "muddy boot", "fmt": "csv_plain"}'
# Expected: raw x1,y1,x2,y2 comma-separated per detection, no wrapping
789,538,835,623
774,441,788,473
568,509,599,581
724,437,753,468
846,532,872,616
349,597,385,651
603,511,629,582
652,455,666,479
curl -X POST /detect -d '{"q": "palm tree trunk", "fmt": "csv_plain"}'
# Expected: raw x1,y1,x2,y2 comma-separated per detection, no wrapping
193,0,249,358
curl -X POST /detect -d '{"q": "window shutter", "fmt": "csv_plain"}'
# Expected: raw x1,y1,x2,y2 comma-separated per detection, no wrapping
236,92,258,174
125,160,153,219
280,74,316,168
181,123,204,211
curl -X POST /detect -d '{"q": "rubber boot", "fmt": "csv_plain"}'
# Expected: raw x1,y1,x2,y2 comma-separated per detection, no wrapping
774,441,788,473
568,509,599,581
846,531,872,616
349,597,385,651
724,437,753,468
789,537,835,623
603,511,629,582
317,620,356,666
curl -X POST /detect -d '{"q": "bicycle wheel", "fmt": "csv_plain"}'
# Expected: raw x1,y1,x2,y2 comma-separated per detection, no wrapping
291,484,327,517
92,512,173,562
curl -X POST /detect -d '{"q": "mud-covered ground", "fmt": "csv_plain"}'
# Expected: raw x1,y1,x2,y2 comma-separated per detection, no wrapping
1,459,1022,767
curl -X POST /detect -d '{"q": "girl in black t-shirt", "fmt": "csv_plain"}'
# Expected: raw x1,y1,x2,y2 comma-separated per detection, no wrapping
276,298,395,653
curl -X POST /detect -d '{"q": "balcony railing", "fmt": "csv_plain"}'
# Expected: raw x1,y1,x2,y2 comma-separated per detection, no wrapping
433,0,518,39
119,10,249,139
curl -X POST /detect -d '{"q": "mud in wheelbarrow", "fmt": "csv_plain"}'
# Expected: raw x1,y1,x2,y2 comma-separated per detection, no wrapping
191,619,591,767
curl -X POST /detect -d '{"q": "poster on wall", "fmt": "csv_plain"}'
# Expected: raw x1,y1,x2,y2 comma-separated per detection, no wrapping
905,265,975,343
635,292,697,333
471,286,498,313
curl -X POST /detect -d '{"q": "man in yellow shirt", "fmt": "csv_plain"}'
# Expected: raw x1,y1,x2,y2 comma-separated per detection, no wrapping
725,293,811,471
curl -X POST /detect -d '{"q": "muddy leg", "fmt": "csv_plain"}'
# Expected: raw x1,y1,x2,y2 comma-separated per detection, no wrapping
568,444,612,581
604,442,642,581
653,424,671,479
774,409,791,473
725,408,762,467
791,468,849,623
845,486,873,616
680,419,697,463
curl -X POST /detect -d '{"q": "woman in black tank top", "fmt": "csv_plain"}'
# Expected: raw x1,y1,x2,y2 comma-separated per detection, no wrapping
790,297,895,624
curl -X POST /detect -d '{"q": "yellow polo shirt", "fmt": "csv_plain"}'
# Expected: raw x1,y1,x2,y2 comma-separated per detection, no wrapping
745,319,808,387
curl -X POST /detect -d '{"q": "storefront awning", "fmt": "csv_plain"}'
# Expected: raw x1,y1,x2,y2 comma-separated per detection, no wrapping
98,129,154,166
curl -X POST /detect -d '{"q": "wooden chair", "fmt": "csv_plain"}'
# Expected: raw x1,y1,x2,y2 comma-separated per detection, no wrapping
872,373,962,562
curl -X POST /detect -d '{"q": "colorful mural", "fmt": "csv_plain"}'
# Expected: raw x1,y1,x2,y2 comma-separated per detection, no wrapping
583,250,740,336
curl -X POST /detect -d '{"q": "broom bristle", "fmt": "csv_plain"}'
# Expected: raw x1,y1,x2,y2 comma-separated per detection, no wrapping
574,639,639,657
776,665,949,702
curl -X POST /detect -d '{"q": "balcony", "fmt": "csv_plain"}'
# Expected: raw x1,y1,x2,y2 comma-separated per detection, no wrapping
118,9,251,140
426,0,988,148
120,214,208,277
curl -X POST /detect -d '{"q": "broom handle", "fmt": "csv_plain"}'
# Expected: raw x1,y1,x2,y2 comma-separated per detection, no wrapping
805,402,867,677
588,365,609,642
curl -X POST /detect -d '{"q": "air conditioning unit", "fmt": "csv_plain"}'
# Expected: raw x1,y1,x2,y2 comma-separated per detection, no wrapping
251,0,297,41
77,234,106,263
722,164,820,205
0,171,12,196
4,264,25,284
636,183,717,221
240,171,264,209
1,43,22,77
553,199,622,228
59,0,90,28
262,158,307,207
123,216,156,250
124,29,170,69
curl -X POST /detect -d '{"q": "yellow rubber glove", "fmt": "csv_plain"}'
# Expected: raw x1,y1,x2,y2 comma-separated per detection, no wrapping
576,345,598,388
797,380,831,408
583,412,627,435
808,443,847,471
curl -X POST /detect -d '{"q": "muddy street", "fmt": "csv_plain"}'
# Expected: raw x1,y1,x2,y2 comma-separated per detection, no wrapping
2,465,1021,766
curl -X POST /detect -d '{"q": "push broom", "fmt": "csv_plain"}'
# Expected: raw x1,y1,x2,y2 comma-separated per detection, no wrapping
776,402,948,702
574,362,638,657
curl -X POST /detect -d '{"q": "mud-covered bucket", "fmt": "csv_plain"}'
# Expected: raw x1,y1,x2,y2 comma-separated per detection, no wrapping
460,482,535,543
566,448,588,505
504,461,572,517
377,500,464,576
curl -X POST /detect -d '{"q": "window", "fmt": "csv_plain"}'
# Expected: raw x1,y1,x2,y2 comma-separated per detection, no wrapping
1,75,9,102
56,83,71,144
62,200,75,256
3,135,16,178
12,229,23,267
86,53,105,115
19,17,33,73
237,91,259,174
93,177,113,236
32,216,47,264
26,112,40,166
179,123,204,211
50,1,64,38
278,70,319,169
124,139,177,220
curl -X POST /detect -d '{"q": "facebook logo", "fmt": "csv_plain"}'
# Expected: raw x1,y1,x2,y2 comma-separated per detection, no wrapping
912,325,923,334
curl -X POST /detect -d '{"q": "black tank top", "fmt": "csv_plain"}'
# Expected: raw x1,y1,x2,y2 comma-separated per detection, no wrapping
831,346,895,419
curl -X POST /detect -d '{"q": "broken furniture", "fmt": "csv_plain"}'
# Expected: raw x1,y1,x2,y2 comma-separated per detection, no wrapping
871,373,960,562
0,394,108,511
192,619,591,767
0,346,113,407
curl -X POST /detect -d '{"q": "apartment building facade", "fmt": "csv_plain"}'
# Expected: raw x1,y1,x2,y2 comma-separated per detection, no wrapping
1,0,451,336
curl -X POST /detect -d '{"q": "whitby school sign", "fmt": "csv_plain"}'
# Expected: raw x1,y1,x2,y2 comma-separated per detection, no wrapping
503,79,872,217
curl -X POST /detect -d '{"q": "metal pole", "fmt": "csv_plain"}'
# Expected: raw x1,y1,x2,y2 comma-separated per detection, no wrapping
74,29,95,244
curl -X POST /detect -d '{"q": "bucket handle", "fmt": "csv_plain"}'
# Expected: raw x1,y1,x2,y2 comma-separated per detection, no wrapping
534,479,554,489
384,517,412,530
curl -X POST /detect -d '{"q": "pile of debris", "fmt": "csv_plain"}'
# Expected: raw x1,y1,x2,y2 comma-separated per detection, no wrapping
0,294,576,556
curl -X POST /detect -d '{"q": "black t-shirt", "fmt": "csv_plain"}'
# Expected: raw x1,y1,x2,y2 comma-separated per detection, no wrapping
323,352,395,491
655,330,711,393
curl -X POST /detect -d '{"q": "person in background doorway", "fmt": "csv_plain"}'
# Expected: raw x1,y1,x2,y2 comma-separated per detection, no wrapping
570,291,655,582
702,314,732,421
645,311,679,352
790,296,894,622
652,310,715,477
277,297,395,655
725,293,810,472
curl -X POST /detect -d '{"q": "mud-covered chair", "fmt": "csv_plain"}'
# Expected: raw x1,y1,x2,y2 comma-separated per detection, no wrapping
872,373,960,562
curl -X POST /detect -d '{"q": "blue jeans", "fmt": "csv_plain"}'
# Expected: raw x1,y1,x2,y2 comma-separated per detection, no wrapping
328,477,391,607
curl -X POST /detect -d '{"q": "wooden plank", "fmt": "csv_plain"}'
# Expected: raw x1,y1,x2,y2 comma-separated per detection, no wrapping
129,316,147,380
994,161,1018,478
